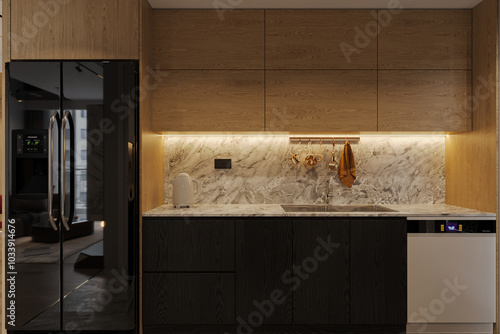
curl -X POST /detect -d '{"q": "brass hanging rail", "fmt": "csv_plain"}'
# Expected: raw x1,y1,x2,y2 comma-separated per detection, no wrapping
289,136,361,144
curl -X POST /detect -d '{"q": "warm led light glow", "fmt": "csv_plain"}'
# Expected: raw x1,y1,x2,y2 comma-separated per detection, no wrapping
101,221,105,228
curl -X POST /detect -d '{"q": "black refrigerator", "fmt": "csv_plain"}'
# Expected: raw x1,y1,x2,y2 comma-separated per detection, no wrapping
4,61,139,333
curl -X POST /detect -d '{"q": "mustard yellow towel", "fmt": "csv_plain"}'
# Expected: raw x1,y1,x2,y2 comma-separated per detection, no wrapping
338,142,356,188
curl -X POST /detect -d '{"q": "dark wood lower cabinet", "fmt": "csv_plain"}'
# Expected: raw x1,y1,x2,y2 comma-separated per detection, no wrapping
142,217,407,333
293,219,350,324
350,218,407,324
235,219,293,325
143,273,235,325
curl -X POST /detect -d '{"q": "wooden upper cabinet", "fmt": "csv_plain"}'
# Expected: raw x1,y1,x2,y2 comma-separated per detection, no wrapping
153,10,264,69
10,0,139,59
266,10,377,69
378,70,471,131
152,70,265,132
378,10,471,69
266,70,377,132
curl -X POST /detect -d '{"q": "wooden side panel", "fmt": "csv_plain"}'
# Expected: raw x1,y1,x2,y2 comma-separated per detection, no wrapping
143,219,235,272
3,0,10,63
143,273,235,325
152,70,265,132
266,70,377,132
350,219,407,324
140,1,164,213
153,10,264,69
293,220,350,325
378,70,471,131
10,0,139,59
378,10,471,69
235,219,293,324
445,0,498,213
266,10,376,69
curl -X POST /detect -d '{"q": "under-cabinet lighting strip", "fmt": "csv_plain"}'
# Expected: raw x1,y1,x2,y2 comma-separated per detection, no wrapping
289,136,361,144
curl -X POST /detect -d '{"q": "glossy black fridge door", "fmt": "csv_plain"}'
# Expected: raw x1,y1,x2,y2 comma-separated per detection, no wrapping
5,61,62,331
60,61,138,332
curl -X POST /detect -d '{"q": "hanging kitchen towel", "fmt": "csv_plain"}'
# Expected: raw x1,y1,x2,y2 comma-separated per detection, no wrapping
338,142,356,188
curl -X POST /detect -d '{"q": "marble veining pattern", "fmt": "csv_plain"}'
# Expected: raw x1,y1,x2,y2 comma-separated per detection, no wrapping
144,204,495,218
164,136,445,205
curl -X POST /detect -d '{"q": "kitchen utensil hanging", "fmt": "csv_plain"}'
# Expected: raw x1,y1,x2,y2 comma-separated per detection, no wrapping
290,139,301,165
328,139,339,170
304,141,318,168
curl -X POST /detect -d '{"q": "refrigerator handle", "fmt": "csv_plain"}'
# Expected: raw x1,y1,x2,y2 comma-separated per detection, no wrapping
48,110,60,231
60,110,74,231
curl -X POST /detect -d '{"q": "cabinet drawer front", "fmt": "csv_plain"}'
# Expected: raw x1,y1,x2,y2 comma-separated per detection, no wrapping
143,273,235,325
350,219,407,324
143,219,235,272
235,219,293,324
293,220,350,324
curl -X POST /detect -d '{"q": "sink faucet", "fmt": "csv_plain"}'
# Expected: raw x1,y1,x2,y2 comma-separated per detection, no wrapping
325,179,332,205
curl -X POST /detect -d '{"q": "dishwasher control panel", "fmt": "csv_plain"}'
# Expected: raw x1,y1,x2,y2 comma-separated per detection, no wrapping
408,219,496,233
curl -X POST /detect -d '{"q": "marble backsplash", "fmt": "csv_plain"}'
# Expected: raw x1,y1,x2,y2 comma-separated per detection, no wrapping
164,136,445,205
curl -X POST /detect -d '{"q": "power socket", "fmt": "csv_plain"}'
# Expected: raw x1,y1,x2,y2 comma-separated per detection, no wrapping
214,159,232,169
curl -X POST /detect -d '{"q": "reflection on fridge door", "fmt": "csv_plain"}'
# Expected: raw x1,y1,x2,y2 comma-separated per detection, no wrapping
5,61,139,333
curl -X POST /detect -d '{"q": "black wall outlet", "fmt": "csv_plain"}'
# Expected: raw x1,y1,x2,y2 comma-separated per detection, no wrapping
215,159,232,169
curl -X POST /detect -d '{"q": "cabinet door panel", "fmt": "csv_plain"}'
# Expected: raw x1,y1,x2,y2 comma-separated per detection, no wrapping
378,70,471,131
266,10,376,69
350,219,407,324
236,219,293,324
153,10,264,69
293,220,350,324
152,70,265,132
11,0,139,59
143,273,235,325
143,219,235,272
266,70,377,132
378,10,471,69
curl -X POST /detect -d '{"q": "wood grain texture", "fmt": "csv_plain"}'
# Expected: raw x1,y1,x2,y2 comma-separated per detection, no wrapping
266,70,377,132
378,70,471,131
152,70,265,132
445,0,498,209
350,219,407,325
140,2,162,332
293,220,349,325
3,0,10,63
153,10,264,69
236,219,293,325
143,219,235,272
378,10,471,69
10,0,139,59
445,0,498,214
266,10,376,69
143,273,235,325
140,0,164,213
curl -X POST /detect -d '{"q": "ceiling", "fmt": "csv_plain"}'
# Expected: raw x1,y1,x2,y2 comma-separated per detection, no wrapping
148,0,484,9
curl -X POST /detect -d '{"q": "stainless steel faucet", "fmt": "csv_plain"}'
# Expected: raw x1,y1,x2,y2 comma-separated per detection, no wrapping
325,179,332,206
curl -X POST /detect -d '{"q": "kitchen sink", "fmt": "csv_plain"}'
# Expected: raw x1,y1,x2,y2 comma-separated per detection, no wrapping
281,204,398,213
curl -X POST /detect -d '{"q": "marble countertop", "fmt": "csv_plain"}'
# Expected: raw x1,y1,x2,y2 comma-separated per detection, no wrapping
143,204,496,218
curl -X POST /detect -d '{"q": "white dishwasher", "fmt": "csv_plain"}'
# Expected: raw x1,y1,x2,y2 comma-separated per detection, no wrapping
407,217,496,334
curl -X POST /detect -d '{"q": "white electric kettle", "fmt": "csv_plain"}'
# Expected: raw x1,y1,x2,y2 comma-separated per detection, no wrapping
171,173,199,208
